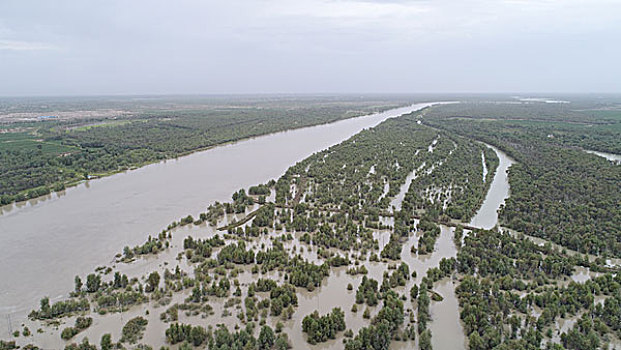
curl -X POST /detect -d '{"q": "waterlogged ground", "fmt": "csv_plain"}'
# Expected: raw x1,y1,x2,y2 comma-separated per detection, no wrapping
6,136,478,349
0,103,437,327
4,108,618,350
10,197,468,350
4,124,500,349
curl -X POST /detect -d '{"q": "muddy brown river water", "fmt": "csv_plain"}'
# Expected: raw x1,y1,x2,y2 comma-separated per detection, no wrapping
0,103,436,337
0,104,525,350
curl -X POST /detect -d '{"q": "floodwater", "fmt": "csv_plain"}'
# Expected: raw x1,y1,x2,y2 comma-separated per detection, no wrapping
469,145,515,230
389,156,424,212
427,144,515,350
584,149,621,164
428,278,465,349
1,105,521,349
0,103,436,334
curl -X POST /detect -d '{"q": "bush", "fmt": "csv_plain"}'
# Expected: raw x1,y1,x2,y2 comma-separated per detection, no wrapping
120,317,148,344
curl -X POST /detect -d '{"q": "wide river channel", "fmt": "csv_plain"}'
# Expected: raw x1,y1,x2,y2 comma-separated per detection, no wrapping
0,103,440,334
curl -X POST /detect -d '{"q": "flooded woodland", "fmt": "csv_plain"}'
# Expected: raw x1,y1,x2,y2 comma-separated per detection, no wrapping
1,101,620,350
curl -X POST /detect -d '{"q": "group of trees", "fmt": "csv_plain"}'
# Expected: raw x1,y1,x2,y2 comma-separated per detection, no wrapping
345,290,405,350
274,115,442,216
29,297,89,320
457,228,577,280
60,317,92,340
286,257,330,291
380,262,410,292
165,323,208,346
252,204,275,228
121,233,170,261
402,136,498,223
310,219,376,252
228,189,255,214
454,225,621,349
208,323,290,350
267,283,297,317
95,290,146,312
380,236,403,260
120,317,148,344
301,307,346,344
254,241,289,271
0,340,18,350
417,284,432,348
63,338,98,350
145,271,160,293
217,241,255,265
199,202,226,226
416,219,441,255
243,279,298,320
457,275,542,350
183,234,225,261
249,184,271,196
355,276,380,306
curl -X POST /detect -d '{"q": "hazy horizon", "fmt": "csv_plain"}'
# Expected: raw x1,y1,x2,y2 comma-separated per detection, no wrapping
2,0,621,96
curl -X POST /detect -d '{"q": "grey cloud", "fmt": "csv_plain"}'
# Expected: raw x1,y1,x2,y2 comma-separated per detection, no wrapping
0,0,620,95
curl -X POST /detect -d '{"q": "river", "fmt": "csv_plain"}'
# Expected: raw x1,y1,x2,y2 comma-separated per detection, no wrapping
382,141,516,350
0,103,436,335
584,149,621,164
469,144,515,230
427,144,515,350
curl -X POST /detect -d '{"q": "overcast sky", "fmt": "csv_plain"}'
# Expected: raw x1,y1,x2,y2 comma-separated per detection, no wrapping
1,0,620,96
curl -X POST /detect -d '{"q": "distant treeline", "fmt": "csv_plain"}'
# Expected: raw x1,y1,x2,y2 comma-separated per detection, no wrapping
0,98,407,205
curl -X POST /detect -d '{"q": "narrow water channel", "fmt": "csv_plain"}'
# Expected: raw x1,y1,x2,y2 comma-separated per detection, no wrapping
584,149,621,164
469,145,515,230
428,144,515,350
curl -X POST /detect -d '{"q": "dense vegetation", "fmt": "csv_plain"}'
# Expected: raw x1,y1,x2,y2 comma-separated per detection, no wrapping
345,290,406,350
425,102,621,257
274,113,495,221
120,317,148,344
60,317,92,340
302,308,346,344
455,228,621,350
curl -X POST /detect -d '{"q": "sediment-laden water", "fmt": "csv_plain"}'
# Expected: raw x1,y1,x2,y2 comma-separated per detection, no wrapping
0,103,436,337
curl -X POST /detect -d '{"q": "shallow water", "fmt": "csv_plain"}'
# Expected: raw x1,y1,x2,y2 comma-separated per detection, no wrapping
481,151,488,183
584,149,621,164
426,144,515,350
469,145,514,230
0,103,436,335
389,161,424,212
429,278,467,350
1,104,525,349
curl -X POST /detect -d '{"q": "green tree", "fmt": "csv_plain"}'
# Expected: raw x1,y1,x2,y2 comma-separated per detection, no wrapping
100,334,112,350
419,329,432,350
74,276,82,293
146,271,160,293
86,274,100,293
258,326,275,350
